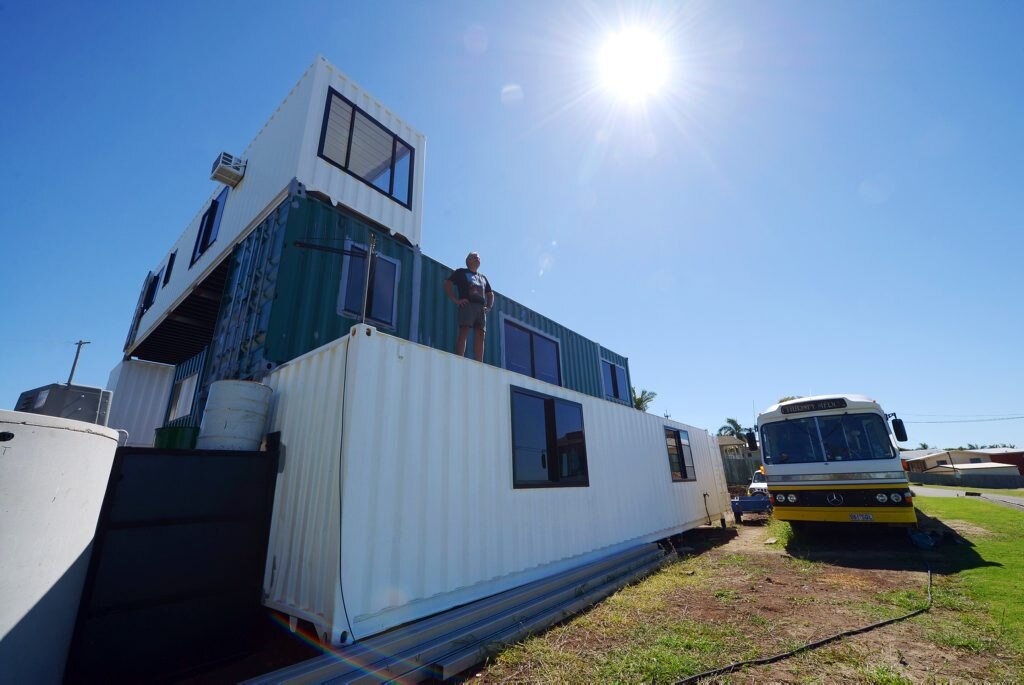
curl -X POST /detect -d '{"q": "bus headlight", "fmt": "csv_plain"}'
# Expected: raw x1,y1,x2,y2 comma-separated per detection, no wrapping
787,494,797,503
890,493,902,503
775,494,786,503
875,493,888,503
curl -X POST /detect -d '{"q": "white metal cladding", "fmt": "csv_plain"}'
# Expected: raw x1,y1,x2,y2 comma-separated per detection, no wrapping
262,336,352,642
105,360,174,446
133,60,318,350
296,57,426,247
263,324,729,642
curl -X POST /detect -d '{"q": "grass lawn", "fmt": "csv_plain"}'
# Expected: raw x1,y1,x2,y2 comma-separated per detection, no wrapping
914,497,1024,655
474,497,1024,683
912,483,1024,498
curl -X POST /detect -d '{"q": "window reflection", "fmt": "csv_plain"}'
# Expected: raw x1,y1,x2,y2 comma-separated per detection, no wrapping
318,89,415,208
511,387,588,488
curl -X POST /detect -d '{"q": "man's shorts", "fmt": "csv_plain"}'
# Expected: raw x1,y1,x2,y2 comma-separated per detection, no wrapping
458,302,488,331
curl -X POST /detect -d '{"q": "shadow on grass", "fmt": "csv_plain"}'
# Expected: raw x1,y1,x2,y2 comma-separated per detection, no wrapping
780,510,1001,575
665,525,738,557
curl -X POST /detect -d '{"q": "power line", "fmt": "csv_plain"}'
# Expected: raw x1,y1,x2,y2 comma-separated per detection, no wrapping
904,412,1024,418
904,416,1024,424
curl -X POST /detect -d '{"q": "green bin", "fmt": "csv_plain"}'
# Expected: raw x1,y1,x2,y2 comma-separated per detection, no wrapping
154,426,200,449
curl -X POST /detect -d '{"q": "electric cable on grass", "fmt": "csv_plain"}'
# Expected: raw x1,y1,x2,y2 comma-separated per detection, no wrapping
675,568,932,684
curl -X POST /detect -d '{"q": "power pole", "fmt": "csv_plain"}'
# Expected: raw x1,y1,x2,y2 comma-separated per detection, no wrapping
67,340,91,385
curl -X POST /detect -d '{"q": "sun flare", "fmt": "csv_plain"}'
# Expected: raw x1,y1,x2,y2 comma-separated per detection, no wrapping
598,26,670,104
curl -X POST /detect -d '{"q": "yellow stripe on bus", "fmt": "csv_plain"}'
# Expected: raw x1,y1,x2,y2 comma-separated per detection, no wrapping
773,507,918,524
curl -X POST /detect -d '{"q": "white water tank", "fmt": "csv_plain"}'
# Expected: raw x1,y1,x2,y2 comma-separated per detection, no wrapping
196,380,272,451
0,410,119,684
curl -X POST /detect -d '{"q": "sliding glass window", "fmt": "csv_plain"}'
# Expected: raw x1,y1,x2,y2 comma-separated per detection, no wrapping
318,88,415,208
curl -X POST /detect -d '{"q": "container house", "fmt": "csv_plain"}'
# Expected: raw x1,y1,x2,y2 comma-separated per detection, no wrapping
105,56,730,646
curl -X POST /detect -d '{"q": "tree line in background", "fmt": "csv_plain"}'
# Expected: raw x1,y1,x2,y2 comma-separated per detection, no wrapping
914,442,1017,450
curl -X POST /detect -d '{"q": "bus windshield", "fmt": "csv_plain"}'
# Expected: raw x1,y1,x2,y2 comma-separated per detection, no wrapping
761,413,896,465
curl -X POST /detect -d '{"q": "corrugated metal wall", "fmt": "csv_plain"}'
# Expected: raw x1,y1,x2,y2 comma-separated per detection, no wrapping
165,349,207,428
262,326,730,642
265,195,415,364
297,57,426,247
211,193,632,415
262,335,351,643
340,326,727,638
417,254,606,399
105,360,175,447
206,198,291,385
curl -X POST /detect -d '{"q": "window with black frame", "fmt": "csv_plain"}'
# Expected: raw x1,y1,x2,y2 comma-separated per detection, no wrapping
318,88,415,208
503,321,561,386
665,427,696,481
191,187,228,267
601,359,629,402
337,240,401,328
510,387,588,488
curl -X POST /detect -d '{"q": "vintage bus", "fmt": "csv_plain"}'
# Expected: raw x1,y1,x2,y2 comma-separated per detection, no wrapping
753,395,916,525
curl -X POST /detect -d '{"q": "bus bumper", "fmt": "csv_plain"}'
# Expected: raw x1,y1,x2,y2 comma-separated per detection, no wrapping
773,506,918,524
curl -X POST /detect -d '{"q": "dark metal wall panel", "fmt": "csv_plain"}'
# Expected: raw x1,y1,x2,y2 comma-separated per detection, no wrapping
65,446,279,684
264,195,415,364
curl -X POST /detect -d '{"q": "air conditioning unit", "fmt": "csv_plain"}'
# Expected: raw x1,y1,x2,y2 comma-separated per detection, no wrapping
210,152,247,187
15,383,113,426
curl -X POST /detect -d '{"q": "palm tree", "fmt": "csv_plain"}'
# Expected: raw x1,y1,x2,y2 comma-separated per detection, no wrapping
777,395,802,403
917,442,931,450
631,387,657,412
717,418,747,438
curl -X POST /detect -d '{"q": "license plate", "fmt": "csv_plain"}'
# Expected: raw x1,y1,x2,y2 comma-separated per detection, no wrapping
849,513,874,522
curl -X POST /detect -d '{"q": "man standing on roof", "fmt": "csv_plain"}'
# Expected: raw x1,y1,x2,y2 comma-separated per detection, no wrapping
444,252,494,362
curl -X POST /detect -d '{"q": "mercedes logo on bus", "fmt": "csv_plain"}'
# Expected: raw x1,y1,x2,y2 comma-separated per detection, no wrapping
826,492,844,506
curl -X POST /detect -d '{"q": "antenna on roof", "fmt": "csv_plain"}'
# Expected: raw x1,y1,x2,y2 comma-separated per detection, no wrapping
67,340,91,385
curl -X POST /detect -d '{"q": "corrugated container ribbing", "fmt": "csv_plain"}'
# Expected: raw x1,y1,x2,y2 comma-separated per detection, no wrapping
265,194,415,363
205,198,291,385
298,56,426,247
165,348,208,428
105,360,175,446
262,326,730,643
262,335,350,642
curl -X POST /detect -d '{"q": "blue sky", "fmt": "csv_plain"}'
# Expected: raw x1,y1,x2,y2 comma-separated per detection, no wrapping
1,1,1022,448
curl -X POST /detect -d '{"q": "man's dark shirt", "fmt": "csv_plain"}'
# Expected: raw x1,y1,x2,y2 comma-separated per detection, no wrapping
447,268,492,304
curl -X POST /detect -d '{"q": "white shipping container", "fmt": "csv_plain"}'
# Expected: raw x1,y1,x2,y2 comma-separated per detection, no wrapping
263,325,729,644
106,359,175,446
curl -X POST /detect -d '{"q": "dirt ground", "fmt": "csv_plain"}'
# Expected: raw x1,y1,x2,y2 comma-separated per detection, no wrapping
474,516,1018,683
684,523,992,682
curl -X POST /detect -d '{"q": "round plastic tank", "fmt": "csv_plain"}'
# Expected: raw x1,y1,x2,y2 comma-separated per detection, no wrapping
196,381,272,451
0,410,119,684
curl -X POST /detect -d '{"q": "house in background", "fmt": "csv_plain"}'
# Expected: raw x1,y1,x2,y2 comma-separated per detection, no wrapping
975,447,1024,475
903,448,996,472
717,434,761,486
925,462,1020,478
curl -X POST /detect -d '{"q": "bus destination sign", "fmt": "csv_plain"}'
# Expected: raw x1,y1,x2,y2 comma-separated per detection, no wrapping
780,398,848,415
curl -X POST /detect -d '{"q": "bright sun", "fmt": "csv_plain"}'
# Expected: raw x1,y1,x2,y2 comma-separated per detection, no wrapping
598,26,670,104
